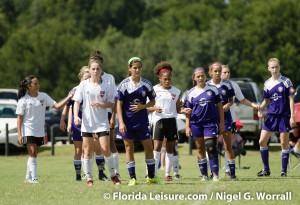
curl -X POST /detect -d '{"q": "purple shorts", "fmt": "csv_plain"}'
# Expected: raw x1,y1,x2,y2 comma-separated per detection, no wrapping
224,121,232,132
72,124,82,141
191,122,218,138
262,115,291,133
117,127,151,141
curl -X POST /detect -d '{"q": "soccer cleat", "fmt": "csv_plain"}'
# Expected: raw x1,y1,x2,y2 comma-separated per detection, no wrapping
280,172,287,177
87,179,93,186
230,174,237,180
76,174,81,181
163,176,173,181
99,173,111,181
257,169,271,177
147,176,163,185
128,178,137,186
173,174,181,180
24,178,32,184
212,176,219,182
225,172,231,178
30,178,39,184
200,175,210,182
111,175,121,185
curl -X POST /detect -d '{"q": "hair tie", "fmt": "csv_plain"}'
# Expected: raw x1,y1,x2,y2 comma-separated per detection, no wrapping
157,68,171,76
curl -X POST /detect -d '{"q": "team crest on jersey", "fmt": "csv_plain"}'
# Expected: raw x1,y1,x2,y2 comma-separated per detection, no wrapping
40,100,44,106
100,91,105,97
290,87,295,94
142,91,146,97
206,91,212,96
171,94,176,100
278,86,283,92
222,90,226,95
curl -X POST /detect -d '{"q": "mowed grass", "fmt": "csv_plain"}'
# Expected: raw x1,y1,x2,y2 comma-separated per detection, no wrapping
0,143,300,205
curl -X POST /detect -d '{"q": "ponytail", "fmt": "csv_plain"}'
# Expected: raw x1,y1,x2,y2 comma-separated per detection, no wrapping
18,75,36,99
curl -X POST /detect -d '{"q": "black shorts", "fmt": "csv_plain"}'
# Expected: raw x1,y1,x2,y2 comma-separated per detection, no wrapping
152,118,178,141
231,122,236,133
25,136,44,146
82,131,110,138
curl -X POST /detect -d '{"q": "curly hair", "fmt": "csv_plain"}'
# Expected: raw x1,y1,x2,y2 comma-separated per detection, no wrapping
154,61,173,76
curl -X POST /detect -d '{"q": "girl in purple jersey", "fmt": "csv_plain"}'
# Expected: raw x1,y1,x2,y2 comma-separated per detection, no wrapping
257,58,295,177
207,62,236,179
117,57,161,186
185,67,224,181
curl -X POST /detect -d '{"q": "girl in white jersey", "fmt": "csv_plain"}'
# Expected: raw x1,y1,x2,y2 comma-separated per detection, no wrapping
17,75,74,184
73,51,120,186
148,61,186,181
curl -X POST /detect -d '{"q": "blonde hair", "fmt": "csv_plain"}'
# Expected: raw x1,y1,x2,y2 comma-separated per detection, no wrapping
78,66,89,80
268,58,280,66
222,64,230,70
208,61,222,77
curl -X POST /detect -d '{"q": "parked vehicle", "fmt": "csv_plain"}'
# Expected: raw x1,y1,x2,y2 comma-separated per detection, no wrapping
0,99,22,148
0,88,18,102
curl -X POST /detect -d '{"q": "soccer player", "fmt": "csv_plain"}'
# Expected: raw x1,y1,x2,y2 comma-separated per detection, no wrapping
17,75,73,184
207,62,237,179
185,67,224,181
257,58,295,177
116,57,160,186
73,51,120,186
147,61,185,181
221,64,259,177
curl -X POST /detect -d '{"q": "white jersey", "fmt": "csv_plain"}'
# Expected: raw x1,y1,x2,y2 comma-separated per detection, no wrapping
151,85,180,125
73,78,115,133
102,72,117,113
230,81,245,122
16,92,56,137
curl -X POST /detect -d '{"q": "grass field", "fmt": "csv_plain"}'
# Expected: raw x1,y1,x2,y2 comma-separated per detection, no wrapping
0,143,300,205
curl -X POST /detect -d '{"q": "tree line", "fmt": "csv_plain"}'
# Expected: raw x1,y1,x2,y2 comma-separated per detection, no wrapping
0,0,299,100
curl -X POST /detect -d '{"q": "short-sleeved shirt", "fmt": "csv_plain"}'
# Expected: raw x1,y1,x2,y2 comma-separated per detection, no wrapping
207,79,235,124
102,72,117,113
117,77,156,130
229,81,245,122
16,92,56,137
73,78,115,133
184,84,222,124
151,84,181,125
263,75,295,116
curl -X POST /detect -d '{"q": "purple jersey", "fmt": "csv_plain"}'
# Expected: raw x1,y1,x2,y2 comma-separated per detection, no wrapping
263,75,295,116
184,84,222,124
207,79,234,124
117,77,156,129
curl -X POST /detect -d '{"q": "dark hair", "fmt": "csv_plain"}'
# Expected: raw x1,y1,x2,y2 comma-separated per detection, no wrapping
88,50,103,68
18,75,37,99
154,61,173,76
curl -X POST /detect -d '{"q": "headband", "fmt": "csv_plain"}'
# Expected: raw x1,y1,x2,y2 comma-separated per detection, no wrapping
193,67,204,74
210,63,222,68
157,68,171,76
128,57,142,66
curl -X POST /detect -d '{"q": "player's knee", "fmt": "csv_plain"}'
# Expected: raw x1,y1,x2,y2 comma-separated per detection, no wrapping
205,138,218,159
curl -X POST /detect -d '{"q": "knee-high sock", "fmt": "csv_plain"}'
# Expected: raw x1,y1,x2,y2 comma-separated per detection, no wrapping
165,153,173,177
228,159,235,176
281,149,289,173
112,152,119,174
74,160,82,175
127,161,136,179
153,151,161,175
83,158,93,179
198,158,208,176
146,159,155,178
26,157,31,179
224,152,230,172
173,155,179,175
209,157,219,176
95,155,105,177
104,155,116,177
29,157,37,180
260,146,269,170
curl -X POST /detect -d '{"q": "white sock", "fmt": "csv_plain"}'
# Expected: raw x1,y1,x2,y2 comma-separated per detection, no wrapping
224,152,230,172
83,158,93,179
89,156,94,179
173,155,179,175
112,152,119,174
29,157,37,180
165,153,173,177
26,157,31,179
153,151,161,175
105,155,116,177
